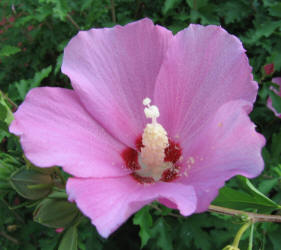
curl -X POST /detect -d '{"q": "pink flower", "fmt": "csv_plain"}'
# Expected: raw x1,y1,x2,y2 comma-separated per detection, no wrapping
55,228,64,233
267,77,281,118
10,19,265,238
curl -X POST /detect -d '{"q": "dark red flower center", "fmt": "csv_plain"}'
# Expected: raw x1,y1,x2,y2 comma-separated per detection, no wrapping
122,136,182,184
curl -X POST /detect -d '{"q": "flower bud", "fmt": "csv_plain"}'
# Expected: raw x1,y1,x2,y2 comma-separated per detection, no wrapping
9,168,52,200
264,63,274,75
33,198,79,228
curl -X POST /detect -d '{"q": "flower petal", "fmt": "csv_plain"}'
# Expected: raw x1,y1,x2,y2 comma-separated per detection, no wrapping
178,100,265,212
10,87,129,178
267,77,281,118
66,175,196,238
154,24,258,142
61,18,173,148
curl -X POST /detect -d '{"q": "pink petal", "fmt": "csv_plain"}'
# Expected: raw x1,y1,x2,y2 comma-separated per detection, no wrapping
10,87,130,178
66,175,196,238
178,100,265,212
61,18,173,148
153,24,258,144
267,77,281,118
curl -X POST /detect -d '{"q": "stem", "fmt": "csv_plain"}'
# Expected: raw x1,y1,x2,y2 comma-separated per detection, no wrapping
66,14,80,30
27,183,52,189
55,167,66,186
0,199,24,224
232,221,251,248
248,223,254,250
208,205,281,223
0,90,18,110
0,231,19,245
193,0,197,10
110,0,116,23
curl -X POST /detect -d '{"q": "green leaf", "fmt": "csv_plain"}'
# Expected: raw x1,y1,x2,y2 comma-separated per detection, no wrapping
0,121,9,133
31,66,52,88
258,178,279,195
55,53,63,74
162,0,181,14
179,214,213,249
133,206,153,248
213,184,280,212
186,0,208,9
0,45,21,58
14,66,52,100
0,91,14,125
268,225,281,250
242,20,281,44
0,104,7,121
269,90,281,113
58,226,78,250
150,218,173,250
237,176,280,209
271,130,281,160
269,3,281,17
217,1,251,24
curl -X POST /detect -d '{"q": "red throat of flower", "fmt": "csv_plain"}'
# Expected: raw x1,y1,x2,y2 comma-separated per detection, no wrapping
122,98,182,184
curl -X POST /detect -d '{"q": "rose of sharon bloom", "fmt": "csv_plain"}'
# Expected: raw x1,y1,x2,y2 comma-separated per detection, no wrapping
267,77,281,118
10,18,265,238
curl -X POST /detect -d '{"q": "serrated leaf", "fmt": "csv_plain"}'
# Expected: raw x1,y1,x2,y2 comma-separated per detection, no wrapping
162,0,181,14
133,206,152,248
55,53,63,74
186,0,208,9
0,45,21,57
58,226,78,250
269,3,281,17
31,65,52,88
217,1,251,24
14,66,52,100
150,218,173,250
179,214,212,249
243,20,281,45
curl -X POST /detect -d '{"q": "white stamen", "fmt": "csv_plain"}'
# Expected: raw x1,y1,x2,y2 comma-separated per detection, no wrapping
143,98,151,106
136,98,170,181
143,98,160,124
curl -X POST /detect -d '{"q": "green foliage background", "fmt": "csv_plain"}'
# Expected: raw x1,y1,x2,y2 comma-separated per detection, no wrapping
0,0,281,249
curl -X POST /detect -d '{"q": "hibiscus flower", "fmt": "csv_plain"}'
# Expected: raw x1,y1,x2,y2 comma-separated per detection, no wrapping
10,18,265,238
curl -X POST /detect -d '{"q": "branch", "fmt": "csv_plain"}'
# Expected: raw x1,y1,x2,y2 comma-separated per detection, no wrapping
0,231,19,245
0,90,18,110
208,205,281,223
66,14,80,30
